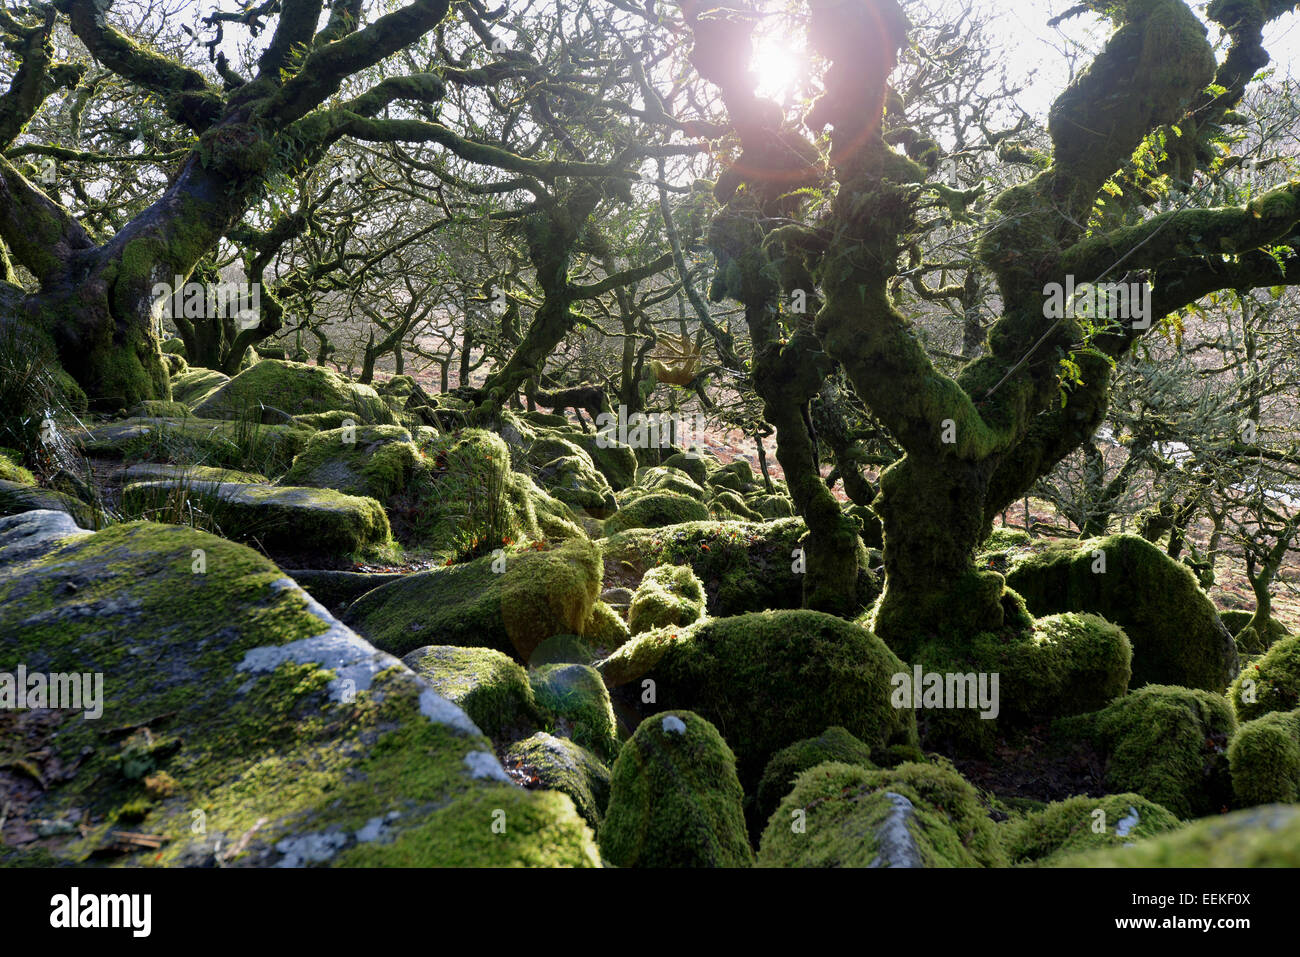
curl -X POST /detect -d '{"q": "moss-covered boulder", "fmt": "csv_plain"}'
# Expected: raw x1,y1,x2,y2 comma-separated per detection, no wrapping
282,568,404,613
529,663,618,762
0,481,95,527
1229,632,1300,722
602,518,823,616
1005,534,1237,691
750,493,794,519
757,761,1006,868
400,645,543,742
126,399,192,419
560,432,637,492
121,481,391,558
0,449,35,485
709,460,760,494
602,492,710,535
1053,804,1300,867
77,417,310,478
534,454,617,518
632,465,707,500
344,538,603,661
1228,707,1300,806
505,732,611,831
115,462,268,485
170,367,229,408
599,711,753,867
0,511,598,867
1058,685,1237,818
282,425,421,501
581,600,631,649
752,727,876,835
598,609,917,787
192,360,396,425
660,452,711,486
708,488,764,522
628,564,707,635
1001,794,1181,865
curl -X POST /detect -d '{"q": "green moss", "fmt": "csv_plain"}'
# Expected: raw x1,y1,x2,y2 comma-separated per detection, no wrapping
598,609,918,788
192,360,396,425
602,492,710,536
170,368,229,408
661,452,711,486
79,416,311,478
1001,794,1181,865
599,711,753,867
530,663,618,762
752,726,876,835
580,600,631,650
0,480,95,526
401,645,543,742
602,518,816,616
505,732,611,832
757,761,1006,868
282,424,420,500
628,564,707,635
345,537,603,661
1229,632,1300,722
632,465,707,499
1228,707,1300,806
708,488,764,522
750,493,794,518
1054,804,1300,867
1057,685,1237,818
127,400,191,419
1006,534,1238,691
121,480,391,558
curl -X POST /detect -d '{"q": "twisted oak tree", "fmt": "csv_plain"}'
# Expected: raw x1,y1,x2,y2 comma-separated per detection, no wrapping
685,0,1300,655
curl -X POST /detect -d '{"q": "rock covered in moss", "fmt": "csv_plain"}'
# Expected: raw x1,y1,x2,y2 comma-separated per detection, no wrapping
535,454,617,518
77,416,310,477
599,711,753,867
1005,533,1237,690
170,367,229,407
632,465,707,500
560,430,638,492
0,481,95,527
1229,632,1300,722
401,646,543,742
115,462,268,485
757,761,1006,868
708,488,763,521
752,727,876,835
0,449,35,486
750,493,793,518
282,425,421,501
506,732,611,831
1054,804,1300,867
1228,707,1300,806
628,564,707,635
345,537,603,660
602,492,710,536
1057,685,1236,818
580,600,631,650
660,452,711,486
0,512,598,867
599,609,917,787
121,480,391,558
192,360,396,425
529,663,618,762
1001,794,1181,865
602,518,813,616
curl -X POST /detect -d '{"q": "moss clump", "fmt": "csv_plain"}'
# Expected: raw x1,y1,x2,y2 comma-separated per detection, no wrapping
505,732,611,831
1058,685,1236,818
192,360,396,425
79,416,310,478
127,400,191,419
1054,804,1300,867
282,425,420,501
0,449,34,486
750,493,794,518
599,711,753,867
529,663,618,762
170,368,230,408
1001,794,1181,865
1006,534,1237,690
752,727,876,835
579,600,630,650
401,645,543,742
345,537,603,661
708,488,763,521
534,454,617,518
1228,707,1300,806
602,492,710,536
1229,632,1300,722
628,564,707,635
602,518,815,616
757,761,1006,868
0,481,95,527
660,452,711,486
981,527,1032,550
631,465,707,500
598,609,917,788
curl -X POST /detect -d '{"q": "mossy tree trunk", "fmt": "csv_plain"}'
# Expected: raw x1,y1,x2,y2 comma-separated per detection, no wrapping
684,0,1300,650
